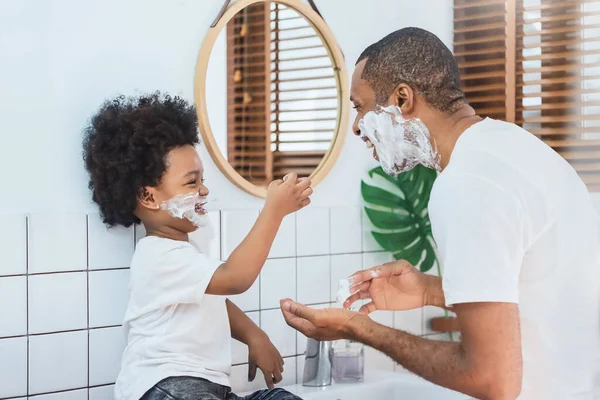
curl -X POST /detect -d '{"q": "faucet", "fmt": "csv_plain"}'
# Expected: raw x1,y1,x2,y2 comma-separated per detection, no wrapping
302,338,333,387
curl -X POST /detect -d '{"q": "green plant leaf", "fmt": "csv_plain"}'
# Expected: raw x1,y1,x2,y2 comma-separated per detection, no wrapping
362,164,439,272
364,207,416,230
361,181,408,209
393,237,424,266
420,238,437,273
372,231,420,251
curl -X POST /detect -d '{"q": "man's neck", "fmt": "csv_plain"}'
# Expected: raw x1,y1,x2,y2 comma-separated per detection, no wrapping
420,104,482,170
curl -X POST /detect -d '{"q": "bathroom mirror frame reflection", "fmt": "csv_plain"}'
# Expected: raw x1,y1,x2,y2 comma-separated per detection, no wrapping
194,0,349,198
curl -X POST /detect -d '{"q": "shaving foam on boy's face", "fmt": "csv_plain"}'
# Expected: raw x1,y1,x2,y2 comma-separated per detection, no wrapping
358,105,441,175
160,191,210,228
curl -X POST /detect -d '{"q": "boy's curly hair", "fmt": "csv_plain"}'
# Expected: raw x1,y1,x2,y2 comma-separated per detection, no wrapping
82,92,199,227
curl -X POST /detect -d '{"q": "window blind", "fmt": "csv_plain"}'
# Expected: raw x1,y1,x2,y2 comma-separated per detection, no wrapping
227,1,338,183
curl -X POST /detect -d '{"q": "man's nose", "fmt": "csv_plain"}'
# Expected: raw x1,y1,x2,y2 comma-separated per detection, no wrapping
352,117,361,136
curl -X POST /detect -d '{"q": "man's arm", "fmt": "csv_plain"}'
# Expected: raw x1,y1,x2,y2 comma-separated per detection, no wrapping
352,302,522,400
281,299,522,400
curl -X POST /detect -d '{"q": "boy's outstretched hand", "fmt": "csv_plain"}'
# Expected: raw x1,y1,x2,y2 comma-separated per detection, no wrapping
264,173,312,219
248,333,285,389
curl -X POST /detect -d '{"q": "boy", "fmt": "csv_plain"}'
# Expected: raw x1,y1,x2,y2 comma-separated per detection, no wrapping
83,93,310,400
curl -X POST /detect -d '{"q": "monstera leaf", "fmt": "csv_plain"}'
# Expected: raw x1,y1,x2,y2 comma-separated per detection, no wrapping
361,164,438,273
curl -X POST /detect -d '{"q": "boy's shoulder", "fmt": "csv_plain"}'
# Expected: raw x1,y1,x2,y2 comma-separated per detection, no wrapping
132,236,197,266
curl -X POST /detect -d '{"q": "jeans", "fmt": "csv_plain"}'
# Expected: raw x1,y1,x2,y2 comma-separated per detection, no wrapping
140,376,303,400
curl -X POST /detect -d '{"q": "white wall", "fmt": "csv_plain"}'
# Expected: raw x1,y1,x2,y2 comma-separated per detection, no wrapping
0,0,453,213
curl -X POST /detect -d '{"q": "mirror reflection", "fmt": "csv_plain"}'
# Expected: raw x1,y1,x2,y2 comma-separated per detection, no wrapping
206,1,340,186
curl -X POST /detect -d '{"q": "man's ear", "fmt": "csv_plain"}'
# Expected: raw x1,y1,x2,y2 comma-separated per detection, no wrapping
386,83,416,117
138,187,160,210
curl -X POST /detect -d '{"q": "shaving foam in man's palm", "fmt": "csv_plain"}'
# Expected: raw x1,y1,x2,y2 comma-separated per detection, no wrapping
358,105,441,175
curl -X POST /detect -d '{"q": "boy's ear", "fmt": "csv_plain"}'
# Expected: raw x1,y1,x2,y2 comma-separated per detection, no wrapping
138,187,160,210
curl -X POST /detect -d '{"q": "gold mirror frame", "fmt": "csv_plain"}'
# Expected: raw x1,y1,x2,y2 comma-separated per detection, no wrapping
194,0,349,198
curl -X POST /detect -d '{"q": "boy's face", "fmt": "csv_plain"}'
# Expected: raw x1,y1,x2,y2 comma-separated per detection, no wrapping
139,145,209,234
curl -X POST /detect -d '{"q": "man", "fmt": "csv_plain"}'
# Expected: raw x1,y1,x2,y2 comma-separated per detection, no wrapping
280,27,600,399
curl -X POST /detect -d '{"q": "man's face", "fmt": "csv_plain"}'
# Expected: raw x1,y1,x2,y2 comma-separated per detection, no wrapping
351,60,381,160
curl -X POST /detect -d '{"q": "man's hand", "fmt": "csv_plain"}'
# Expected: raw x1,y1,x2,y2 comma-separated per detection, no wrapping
344,260,444,313
247,333,284,389
280,299,368,341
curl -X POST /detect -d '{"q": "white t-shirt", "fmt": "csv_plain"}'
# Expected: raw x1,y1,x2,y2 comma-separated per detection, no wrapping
429,118,600,399
114,236,231,400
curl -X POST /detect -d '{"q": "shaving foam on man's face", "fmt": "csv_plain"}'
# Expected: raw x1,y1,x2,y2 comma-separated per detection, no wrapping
160,191,210,228
358,105,441,175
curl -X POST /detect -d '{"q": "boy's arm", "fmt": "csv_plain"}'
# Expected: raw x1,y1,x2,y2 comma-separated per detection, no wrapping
206,174,311,295
226,299,266,345
226,300,284,389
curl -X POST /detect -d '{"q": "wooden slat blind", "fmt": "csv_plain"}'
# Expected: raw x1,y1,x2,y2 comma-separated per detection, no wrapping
227,2,271,186
227,1,338,183
454,0,509,120
454,0,600,190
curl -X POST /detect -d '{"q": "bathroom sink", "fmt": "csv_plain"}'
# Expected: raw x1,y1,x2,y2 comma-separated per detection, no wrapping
282,370,470,400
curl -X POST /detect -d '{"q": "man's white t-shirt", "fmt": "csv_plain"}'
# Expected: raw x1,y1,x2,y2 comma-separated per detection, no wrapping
114,236,231,400
429,118,600,399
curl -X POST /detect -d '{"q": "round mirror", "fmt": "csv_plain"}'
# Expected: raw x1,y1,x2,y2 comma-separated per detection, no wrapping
195,0,349,198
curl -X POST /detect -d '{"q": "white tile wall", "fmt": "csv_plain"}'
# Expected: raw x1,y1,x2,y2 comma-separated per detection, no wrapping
89,269,130,328
296,356,305,384
29,330,88,394
330,207,362,254
297,256,330,305
89,327,127,386
28,214,87,273
31,389,88,400
89,385,115,400
88,213,134,270
261,309,297,358
221,210,259,260
9,205,433,397
281,357,297,386
0,276,27,337
268,214,296,259
260,258,296,309
28,272,87,334
0,336,27,398
296,208,330,256
362,251,393,270
0,214,27,276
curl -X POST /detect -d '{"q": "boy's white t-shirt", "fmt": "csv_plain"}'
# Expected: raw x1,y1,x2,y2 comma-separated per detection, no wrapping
114,236,231,400
429,118,600,399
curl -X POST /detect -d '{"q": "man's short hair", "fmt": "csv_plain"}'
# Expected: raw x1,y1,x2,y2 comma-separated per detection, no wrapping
357,27,466,113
